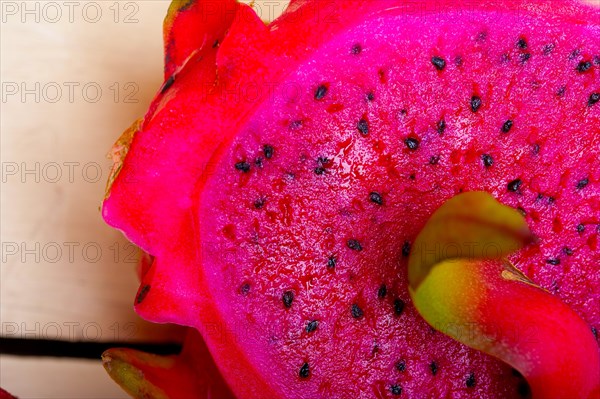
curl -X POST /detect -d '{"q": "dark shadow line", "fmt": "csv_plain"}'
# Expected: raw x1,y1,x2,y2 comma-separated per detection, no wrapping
0,337,182,359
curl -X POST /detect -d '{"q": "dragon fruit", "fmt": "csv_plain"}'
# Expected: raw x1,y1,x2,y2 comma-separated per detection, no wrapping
102,0,600,397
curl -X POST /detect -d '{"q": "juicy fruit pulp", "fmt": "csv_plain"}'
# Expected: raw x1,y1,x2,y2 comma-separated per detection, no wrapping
103,0,600,397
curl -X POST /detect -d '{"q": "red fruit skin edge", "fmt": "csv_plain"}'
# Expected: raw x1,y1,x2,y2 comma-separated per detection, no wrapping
412,258,600,399
478,260,600,399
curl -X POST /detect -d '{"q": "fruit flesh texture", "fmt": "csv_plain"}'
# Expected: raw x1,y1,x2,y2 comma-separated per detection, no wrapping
198,8,600,397
103,0,600,397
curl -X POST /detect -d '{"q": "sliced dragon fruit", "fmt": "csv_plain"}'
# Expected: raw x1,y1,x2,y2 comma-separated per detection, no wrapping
103,0,600,397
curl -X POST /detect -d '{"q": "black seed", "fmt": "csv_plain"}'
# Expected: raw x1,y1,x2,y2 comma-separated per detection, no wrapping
390,385,402,395
470,96,482,112
372,342,379,355
254,157,263,168
577,224,585,233
160,75,175,94
517,37,528,49
429,156,440,165
369,191,383,205
466,372,476,388
519,52,531,63
546,258,560,265
409,174,416,181
135,284,151,304
436,119,446,134
290,120,303,130
351,303,364,319
254,197,266,209
556,86,566,97
542,43,555,55
405,138,419,150
577,61,592,73
595,56,600,66
563,247,573,256
212,39,220,48
431,56,446,71
507,179,522,192
569,49,581,59
592,327,598,340
502,119,514,133
589,93,600,106
511,368,523,377
366,92,375,102
378,284,387,299
240,282,251,295
430,361,438,376
394,299,405,316
280,291,295,310
314,84,328,100
351,43,362,55
482,154,494,168
263,144,274,159
299,362,310,379
235,161,251,173
517,381,531,397
517,207,527,217
327,255,337,269
396,360,406,372
402,241,411,257
306,320,319,333
314,167,326,175
577,178,589,190
532,143,541,154
357,118,369,135
347,239,363,251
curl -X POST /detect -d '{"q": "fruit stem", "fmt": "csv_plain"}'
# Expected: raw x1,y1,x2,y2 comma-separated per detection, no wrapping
408,192,600,399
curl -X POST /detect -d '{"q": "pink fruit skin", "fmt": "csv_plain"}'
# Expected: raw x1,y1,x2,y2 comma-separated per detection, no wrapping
103,0,600,397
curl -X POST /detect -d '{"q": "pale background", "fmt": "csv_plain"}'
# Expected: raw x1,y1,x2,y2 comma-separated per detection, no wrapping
0,0,288,397
1,0,598,398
